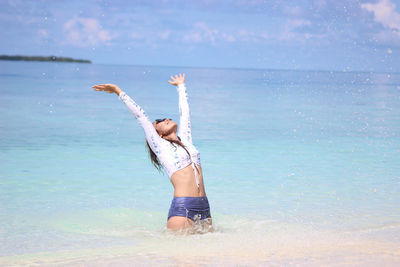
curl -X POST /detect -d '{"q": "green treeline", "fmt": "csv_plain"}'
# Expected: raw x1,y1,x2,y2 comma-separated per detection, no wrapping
0,55,91,63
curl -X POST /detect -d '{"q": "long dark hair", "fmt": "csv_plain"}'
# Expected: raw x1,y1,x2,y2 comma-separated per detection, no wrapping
145,137,189,172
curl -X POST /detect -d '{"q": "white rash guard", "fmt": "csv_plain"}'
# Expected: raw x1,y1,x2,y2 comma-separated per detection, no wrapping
118,83,201,187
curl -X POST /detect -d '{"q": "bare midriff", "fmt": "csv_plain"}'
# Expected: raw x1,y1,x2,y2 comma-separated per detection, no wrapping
170,164,206,197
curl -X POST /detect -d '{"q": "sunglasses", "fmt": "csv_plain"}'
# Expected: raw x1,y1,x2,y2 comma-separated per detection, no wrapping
155,118,172,123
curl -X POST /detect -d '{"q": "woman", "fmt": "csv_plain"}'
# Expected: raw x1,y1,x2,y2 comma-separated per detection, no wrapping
93,73,212,233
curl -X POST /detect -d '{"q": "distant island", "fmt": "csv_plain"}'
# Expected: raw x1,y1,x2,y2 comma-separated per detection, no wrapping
0,55,91,63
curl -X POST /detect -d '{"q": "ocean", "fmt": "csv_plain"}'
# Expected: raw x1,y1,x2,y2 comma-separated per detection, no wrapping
1,61,399,266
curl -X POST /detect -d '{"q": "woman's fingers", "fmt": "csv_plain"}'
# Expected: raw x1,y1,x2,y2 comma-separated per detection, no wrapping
93,84,113,88
177,73,185,80
93,85,105,91
168,75,178,84
168,73,186,85
169,73,185,81
93,84,115,92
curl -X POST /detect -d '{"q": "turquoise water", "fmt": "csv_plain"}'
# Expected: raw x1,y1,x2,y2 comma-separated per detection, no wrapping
1,61,400,265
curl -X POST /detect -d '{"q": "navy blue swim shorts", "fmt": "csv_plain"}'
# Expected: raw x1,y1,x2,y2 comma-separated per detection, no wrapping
168,196,211,221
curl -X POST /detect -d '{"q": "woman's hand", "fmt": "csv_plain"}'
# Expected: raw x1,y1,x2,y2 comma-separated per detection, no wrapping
168,73,185,86
92,84,122,95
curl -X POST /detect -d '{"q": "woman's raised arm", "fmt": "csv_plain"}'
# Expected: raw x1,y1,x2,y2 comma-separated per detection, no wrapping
93,84,163,155
168,74,193,144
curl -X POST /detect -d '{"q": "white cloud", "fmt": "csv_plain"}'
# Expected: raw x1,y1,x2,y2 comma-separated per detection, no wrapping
361,0,400,43
290,19,312,28
221,33,236,42
183,22,220,43
279,19,313,41
361,0,400,31
237,29,268,42
63,17,113,47
183,22,270,44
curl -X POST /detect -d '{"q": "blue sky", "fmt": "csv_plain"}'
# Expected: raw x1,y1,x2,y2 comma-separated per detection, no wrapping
1,0,399,72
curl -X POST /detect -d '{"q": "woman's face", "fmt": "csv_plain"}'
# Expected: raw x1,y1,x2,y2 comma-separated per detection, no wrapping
153,118,177,137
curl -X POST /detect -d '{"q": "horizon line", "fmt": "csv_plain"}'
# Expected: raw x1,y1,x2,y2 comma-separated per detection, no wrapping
0,54,397,74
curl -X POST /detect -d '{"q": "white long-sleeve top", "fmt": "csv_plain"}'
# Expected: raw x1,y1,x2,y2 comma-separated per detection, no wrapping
118,83,201,187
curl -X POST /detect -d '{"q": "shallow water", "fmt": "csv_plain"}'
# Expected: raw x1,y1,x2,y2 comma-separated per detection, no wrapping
0,61,399,266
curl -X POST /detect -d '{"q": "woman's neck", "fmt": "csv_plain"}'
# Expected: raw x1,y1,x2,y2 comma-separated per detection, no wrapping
162,132,180,143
